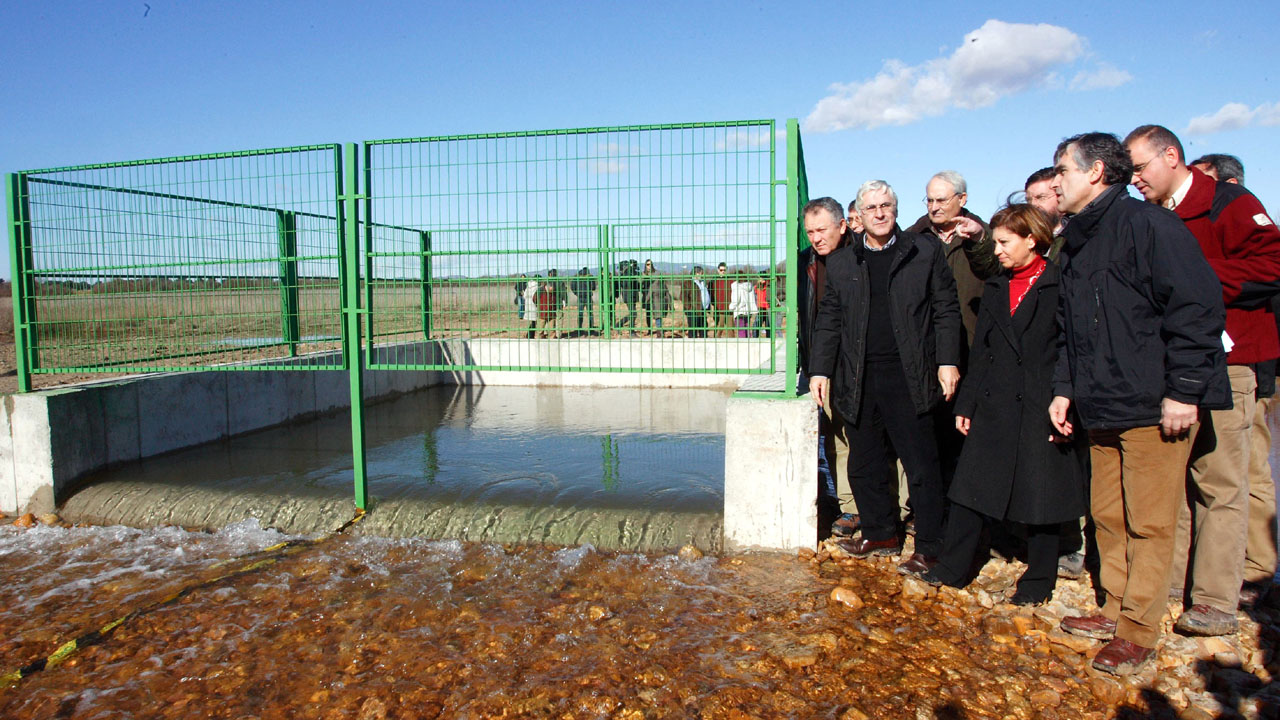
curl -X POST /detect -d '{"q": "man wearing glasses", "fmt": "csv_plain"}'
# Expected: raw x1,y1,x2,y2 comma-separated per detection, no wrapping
808,180,962,578
906,171,998,347
1124,125,1280,635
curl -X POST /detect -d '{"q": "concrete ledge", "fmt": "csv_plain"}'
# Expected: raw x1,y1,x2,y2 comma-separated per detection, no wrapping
722,394,819,553
1,338,778,515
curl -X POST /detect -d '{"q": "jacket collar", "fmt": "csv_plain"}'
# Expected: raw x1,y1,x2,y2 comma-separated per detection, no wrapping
986,263,1059,355
1173,166,1215,221
1063,184,1128,249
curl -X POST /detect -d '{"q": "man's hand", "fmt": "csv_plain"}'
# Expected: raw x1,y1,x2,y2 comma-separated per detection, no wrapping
955,415,971,436
952,216,984,243
1160,398,1198,437
809,376,829,409
1049,396,1073,437
938,366,960,401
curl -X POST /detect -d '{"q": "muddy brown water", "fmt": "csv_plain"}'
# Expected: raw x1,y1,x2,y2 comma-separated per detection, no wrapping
1,520,1133,719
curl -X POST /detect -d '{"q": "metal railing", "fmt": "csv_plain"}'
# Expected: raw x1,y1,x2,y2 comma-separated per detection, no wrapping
6,119,810,509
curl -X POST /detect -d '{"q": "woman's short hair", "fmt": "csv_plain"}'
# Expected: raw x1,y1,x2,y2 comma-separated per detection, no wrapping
989,203,1054,253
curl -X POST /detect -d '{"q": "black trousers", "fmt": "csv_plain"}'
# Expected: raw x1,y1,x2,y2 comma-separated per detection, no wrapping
686,308,707,338
934,503,1060,599
846,360,945,556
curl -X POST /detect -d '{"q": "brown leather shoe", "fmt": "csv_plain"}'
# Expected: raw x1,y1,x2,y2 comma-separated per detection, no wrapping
1175,604,1238,636
1091,638,1154,675
836,536,901,557
1060,613,1117,640
896,553,938,576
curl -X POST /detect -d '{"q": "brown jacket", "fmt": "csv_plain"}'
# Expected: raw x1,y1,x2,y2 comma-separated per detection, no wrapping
906,207,998,353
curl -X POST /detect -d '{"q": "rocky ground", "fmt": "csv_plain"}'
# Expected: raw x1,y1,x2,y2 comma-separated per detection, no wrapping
4,512,1280,719
807,534,1280,720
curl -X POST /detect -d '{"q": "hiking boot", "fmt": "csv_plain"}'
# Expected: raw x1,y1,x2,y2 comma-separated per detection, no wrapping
830,513,860,538
1060,613,1117,640
1092,638,1154,676
1175,604,1238,636
1057,552,1085,579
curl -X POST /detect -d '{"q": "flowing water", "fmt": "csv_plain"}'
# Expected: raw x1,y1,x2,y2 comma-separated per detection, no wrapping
0,520,1133,719
61,385,729,551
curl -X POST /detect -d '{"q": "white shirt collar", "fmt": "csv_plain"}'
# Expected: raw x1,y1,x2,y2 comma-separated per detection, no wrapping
1164,172,1194,210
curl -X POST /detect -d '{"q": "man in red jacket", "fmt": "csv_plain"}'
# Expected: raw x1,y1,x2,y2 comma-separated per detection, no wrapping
1125,125,1280,635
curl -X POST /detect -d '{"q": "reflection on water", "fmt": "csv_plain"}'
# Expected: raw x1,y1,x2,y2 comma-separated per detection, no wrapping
62,385,730,550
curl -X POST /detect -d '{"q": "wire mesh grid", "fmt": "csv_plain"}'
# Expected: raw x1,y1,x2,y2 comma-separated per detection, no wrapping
363,122,782,373
13,146,346,374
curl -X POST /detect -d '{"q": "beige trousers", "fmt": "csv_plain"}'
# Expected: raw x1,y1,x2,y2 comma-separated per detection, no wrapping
1170,365,1255,611
1245,395,1278,584
1091,425,1193,648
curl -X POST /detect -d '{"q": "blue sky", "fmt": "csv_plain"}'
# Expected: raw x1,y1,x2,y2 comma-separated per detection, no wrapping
2,1,1278,280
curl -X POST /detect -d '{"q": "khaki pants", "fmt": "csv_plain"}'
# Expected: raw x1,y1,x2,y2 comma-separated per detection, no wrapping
1245,395,1279,584
823,398,856,515
1090,425,1192,647
1170,365,1254,611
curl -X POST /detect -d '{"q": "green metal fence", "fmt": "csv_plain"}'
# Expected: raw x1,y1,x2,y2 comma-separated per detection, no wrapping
361,121,783,373
6,119,810,509
6,146,349,391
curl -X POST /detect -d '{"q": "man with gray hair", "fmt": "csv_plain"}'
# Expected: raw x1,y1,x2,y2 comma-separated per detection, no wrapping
1051,131,1229,674
809,180,962,577
1191,153,1245,185
907,170,999,345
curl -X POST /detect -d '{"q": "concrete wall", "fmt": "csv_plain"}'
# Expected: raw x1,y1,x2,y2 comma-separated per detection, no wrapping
1,338,778,515
722,394,819,552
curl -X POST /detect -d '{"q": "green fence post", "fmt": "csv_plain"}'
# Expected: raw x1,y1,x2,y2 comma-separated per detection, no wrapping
598,224,613,339
5,173,33,392
340,143,369,510
420,231,432,339
276,211,300,356
784,119,807,396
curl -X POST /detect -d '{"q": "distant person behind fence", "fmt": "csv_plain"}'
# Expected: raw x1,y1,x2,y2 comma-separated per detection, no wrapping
615,260,640,336
729,268,757,338
686,266,711,338
570,267,596,335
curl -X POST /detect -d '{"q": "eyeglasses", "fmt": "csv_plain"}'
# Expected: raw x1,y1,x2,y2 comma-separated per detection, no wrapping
923,193,958,207
1131,148,1169,176
860,202,896,214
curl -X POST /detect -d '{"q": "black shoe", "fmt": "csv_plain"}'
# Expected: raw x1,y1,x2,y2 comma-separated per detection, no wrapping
1008,590,1051,606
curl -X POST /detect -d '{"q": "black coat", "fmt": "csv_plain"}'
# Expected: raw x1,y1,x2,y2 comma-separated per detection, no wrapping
1054,185,1231,430
809,230,962,420
949,263,1088,524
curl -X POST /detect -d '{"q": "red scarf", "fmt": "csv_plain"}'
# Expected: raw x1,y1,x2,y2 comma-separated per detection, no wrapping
1008,255,1046,315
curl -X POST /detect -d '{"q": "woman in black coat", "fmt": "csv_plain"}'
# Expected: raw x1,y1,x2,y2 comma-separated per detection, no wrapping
915,204,1088,605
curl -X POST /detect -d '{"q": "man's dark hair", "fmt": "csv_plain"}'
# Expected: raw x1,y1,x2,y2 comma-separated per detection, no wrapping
1055,133,1133,186
1190,153,1245,185
1024,167,1055,189
803,197,845,224
1123,124,1186,164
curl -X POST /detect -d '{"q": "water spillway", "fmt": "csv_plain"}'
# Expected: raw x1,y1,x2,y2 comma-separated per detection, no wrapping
58,385,729,552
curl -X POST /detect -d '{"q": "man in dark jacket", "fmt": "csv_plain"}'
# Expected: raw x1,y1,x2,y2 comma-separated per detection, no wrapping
906,170,1000,345
1049,132,1230,676
798,197,856,532
1126,125,1280,634
808,180,962,576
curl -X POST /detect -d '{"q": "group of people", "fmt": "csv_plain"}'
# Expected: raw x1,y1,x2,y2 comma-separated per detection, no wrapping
799,126,1280,677
517,268,596,339
515,260,777,339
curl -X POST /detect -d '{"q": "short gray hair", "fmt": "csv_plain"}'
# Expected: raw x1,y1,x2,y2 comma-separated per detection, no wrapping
803,197,845,225
1190,153,1245,185
855,180,898,211
929,170,967,196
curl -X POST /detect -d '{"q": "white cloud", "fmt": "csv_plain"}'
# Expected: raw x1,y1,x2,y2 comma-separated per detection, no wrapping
1186,101,1280,135
1070,64,1133,91
715,129,772,151
804,19,1126,132
584,159,628,174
